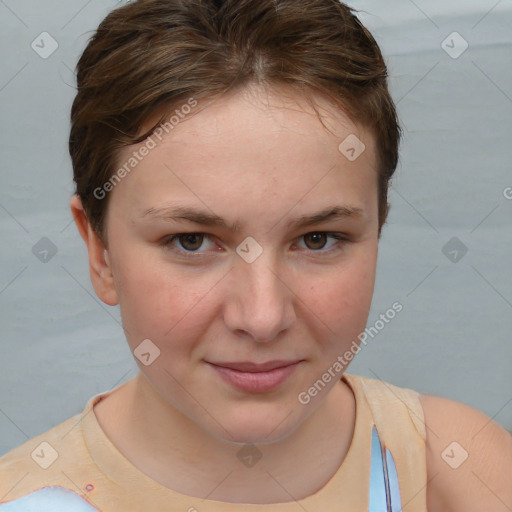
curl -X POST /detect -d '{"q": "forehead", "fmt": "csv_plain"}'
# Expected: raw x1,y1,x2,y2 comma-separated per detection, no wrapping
141,84,375,156
110,85,378,229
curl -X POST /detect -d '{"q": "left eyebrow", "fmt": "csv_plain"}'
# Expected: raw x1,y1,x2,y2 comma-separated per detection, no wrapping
140,204,365,232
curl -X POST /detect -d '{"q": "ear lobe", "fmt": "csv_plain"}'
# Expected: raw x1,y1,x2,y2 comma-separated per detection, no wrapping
69,195,119,306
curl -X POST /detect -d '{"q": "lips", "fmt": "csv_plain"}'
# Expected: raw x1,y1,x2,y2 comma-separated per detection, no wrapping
206,360,302,393
208,360,300,372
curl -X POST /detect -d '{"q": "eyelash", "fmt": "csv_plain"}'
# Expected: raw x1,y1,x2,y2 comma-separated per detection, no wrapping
159,232,350,258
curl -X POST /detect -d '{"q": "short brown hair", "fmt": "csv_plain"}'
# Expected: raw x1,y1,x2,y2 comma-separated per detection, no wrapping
69,0,401,242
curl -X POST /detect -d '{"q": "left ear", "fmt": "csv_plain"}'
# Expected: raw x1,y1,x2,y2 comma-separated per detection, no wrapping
70,194,119,306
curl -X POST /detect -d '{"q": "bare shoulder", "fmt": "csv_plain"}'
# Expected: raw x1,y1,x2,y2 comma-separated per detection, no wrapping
418,392,512,512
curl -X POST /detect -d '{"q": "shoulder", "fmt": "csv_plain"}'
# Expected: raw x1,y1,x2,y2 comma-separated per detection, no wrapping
0,413,87,504
418,392,512,512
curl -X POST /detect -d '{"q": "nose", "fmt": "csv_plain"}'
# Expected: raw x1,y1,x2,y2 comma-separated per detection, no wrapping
223,249,296,343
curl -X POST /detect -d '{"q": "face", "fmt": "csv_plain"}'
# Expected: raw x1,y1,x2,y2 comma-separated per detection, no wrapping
98,85,379,445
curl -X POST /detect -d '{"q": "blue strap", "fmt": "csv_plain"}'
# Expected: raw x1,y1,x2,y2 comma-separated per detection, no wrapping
368,425,402,512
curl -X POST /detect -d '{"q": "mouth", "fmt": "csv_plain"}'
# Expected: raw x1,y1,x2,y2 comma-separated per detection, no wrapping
208,360,301,372
205,360,303,393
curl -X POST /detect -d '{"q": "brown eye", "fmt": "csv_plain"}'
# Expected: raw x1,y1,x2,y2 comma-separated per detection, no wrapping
296,232,349,254
177,233,204,251
160,232,218,257
303,233,328,250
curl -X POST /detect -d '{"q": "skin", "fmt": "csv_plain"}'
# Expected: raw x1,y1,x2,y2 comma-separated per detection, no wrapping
70,84,512,508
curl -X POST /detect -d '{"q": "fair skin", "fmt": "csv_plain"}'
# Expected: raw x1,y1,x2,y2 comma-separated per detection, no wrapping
71,85,512,509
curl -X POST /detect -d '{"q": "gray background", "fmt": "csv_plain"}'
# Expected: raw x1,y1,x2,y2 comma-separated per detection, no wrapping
1,0,511,456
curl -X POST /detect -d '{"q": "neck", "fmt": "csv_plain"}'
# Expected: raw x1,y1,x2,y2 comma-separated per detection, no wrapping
94,372,356,504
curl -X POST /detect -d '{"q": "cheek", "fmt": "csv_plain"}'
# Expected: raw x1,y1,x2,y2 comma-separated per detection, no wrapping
304,245,377,341
113,258,230,365
112,251,202,345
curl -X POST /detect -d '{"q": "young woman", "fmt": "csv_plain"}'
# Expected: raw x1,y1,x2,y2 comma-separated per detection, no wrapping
1,1,510,510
